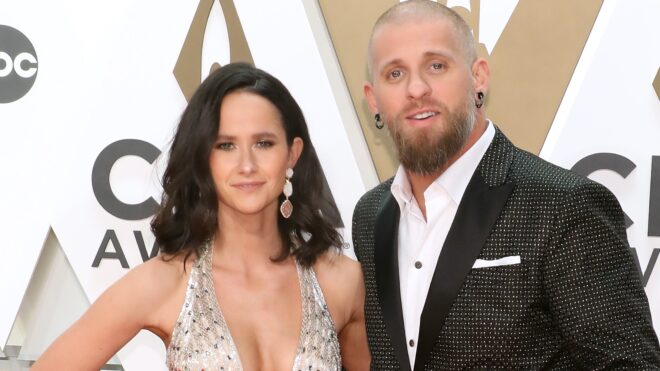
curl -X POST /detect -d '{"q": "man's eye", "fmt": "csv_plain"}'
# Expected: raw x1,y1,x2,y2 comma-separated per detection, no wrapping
431,62,444,70
255,140,273,148
215,142,234,151
389,70,402,79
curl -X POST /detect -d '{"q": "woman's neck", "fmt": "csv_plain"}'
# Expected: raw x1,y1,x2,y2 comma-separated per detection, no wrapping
213,206,286,270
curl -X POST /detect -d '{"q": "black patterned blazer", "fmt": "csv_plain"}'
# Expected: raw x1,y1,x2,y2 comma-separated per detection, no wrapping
352,128,660,370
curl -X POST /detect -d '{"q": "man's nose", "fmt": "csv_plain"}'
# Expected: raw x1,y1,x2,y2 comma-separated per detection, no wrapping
407,72,431,101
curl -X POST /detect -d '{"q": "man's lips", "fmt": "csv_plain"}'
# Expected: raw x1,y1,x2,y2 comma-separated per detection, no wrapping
406,110,439,120
231,181,265,191
404,110,440,127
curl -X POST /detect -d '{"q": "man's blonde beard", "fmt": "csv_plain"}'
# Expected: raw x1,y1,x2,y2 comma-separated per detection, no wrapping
386,89,476,176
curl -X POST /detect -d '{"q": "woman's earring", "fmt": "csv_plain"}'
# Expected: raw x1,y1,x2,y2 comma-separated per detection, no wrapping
475,91,485,108
375,113,384,129
280,167,294,219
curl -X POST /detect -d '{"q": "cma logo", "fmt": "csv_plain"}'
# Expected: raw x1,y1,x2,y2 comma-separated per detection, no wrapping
572,153,660,287
0,25,38,103
90,140,162,269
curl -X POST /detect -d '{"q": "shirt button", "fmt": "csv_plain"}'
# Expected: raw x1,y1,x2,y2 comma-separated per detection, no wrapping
414,261,422,269
409,339,415,347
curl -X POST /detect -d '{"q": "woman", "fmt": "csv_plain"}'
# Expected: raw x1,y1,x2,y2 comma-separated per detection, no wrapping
33,63,370,370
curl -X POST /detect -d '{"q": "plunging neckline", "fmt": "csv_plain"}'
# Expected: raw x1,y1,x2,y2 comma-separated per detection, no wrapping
204,246,307,371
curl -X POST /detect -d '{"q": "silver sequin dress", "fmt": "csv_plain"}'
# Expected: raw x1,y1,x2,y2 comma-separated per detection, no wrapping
166,244,342,371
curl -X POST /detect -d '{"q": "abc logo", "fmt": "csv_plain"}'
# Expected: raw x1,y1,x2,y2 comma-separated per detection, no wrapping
0,25,38,103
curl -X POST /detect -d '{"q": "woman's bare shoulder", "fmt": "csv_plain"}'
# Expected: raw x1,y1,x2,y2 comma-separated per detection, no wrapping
112,251,199,340
116,252,195,306
29,251,197,370
313,250,365,325
137,252,193,278
316,253,369,370
314,249,362,283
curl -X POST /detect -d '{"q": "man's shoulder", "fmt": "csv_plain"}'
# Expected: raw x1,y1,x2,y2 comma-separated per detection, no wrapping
481,127,594,195
355,177,393,210
506,144,596,193
352,177,393,229
510,148,623,210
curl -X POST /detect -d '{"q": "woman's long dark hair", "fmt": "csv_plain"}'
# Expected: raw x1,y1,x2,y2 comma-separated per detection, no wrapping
151,62,342,267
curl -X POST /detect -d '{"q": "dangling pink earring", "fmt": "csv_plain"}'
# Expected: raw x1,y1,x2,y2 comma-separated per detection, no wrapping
280,167,294,218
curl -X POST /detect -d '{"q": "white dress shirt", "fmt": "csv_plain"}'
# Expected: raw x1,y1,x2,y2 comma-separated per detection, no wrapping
390,122,495,369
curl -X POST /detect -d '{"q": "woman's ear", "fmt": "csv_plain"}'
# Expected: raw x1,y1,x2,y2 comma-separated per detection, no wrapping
289,137,304,167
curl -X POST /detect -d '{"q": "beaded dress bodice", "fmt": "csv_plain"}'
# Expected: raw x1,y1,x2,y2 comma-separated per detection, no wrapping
166,244,341,371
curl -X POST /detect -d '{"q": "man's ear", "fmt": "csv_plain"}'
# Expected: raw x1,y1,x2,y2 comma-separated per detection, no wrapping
364,81,379,114
472,58,490,94
289,137,304,168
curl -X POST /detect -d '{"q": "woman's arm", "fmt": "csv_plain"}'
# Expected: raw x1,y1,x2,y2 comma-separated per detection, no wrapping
337,257,370,371
31,257,174,370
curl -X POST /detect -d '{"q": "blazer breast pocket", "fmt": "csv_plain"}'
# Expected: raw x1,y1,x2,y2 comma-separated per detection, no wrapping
472,255,520,268
465,260,530,301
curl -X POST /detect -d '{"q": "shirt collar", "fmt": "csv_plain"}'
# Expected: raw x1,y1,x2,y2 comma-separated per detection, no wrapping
391,121,496,209
391,165,413,212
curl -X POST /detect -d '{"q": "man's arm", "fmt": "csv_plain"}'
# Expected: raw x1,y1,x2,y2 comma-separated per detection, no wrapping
352,195,369,263
544,181,660,368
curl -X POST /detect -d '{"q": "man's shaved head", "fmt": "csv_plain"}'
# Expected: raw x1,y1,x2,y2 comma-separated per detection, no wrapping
367,0,477,78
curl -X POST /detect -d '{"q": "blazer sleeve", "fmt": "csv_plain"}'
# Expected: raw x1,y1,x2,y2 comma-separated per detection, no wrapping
544,181,660,368
352,196,366,262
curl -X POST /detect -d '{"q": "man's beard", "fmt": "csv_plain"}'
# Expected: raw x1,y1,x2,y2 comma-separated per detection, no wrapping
385,91,476,176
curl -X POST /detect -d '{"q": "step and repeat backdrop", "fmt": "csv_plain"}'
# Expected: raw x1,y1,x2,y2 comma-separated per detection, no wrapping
1,0,658,369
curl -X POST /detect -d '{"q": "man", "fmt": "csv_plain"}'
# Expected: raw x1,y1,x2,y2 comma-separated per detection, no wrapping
352,1,660,370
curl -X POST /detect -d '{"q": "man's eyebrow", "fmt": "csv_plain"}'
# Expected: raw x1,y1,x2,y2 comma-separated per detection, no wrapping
378,58,403,74
422,50,454,60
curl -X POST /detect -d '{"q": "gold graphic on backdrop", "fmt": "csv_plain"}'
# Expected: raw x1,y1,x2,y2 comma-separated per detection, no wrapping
487,1,602,157
318,0,603,181
174,0,253,101
654,67,660,101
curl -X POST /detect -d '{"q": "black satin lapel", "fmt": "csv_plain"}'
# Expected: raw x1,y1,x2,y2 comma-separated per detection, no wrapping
413,172,514,371
374,193,411,371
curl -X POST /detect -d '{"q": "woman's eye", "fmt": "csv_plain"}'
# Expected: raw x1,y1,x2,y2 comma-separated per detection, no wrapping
215,142,234,151
431,62,444,70
255,140,274,148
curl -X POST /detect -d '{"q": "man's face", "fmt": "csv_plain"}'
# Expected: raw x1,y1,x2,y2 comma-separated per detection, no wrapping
365,18,477,175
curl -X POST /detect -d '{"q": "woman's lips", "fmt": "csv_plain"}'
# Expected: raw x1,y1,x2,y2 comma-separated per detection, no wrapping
232,181,265,191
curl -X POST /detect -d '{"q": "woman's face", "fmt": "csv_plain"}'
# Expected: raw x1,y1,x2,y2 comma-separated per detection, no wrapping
210,91,302,219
